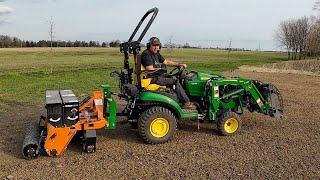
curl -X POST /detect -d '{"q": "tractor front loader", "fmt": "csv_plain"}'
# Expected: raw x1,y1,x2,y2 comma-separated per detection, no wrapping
22,7,284,159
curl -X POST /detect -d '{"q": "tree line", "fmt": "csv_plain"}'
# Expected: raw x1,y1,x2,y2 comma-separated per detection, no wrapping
274,1,320,59
0,35,124,48
0,35,216,50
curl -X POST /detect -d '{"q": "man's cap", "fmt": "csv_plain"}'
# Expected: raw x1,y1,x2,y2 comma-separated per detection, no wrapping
150,37,161,45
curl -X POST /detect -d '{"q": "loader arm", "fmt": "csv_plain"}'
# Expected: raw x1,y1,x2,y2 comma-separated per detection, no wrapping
208,78,283,120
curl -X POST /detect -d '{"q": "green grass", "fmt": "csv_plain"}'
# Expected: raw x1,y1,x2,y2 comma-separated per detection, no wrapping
0,47,287,112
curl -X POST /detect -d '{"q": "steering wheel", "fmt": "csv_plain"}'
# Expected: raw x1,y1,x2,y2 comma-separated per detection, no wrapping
169,66,185,77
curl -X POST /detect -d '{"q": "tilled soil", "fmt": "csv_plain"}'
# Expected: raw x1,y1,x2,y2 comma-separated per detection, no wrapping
0,71,319,179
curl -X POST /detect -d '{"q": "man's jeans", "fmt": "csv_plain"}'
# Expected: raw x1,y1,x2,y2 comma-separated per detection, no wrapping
151,77,190,104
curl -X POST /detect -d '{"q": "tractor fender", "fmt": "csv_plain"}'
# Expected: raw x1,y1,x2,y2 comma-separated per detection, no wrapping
135,100,183,120
136,92,183,119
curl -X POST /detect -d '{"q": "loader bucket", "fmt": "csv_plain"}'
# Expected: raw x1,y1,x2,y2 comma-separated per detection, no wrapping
267,83,284,119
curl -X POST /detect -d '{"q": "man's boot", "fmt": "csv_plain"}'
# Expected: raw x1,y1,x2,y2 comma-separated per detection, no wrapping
182,101,197,110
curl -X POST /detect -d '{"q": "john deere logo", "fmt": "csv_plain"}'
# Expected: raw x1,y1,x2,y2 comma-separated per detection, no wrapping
71,108,78,113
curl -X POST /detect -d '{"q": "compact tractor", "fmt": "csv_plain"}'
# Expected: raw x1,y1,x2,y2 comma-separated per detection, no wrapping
22,7,284,159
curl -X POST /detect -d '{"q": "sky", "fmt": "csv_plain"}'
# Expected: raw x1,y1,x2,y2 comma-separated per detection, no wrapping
0,0,317,51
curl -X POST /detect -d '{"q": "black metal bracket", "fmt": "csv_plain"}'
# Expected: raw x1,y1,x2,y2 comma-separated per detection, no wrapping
120,41,141,54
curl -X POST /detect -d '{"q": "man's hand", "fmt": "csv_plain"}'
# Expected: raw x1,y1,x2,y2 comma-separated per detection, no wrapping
164,59,187,69
179,63,187,69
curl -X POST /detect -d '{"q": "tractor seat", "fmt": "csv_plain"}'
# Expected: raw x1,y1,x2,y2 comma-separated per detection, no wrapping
139,65,166,91
134,54,166,91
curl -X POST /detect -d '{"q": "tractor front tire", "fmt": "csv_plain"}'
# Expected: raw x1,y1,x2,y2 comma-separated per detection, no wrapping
138,106,177,144
217,111,241,136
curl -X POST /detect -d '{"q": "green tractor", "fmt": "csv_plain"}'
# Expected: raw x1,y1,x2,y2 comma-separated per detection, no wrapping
109,7,284,144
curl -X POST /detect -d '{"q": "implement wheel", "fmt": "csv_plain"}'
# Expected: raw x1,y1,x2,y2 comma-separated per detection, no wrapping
138,106,177,144
217,111,241,136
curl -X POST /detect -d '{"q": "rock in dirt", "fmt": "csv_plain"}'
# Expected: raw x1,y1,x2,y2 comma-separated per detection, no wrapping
6,175,14,179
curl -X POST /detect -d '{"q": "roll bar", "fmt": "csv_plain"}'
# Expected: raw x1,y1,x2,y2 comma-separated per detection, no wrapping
120,7,158,54
128,7,158,43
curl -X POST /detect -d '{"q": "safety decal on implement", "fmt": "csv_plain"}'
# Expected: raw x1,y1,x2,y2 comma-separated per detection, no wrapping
257,98,263,107
94,99,103,106
214,86,219,98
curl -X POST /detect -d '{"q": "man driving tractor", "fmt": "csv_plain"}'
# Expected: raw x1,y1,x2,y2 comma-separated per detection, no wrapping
141,37,197,110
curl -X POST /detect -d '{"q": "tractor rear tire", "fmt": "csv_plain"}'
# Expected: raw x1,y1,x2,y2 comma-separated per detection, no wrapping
138,106,177,144
217,111,241,136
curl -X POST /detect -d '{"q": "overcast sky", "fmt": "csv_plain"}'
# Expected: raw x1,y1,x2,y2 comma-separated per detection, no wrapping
0,0,317,50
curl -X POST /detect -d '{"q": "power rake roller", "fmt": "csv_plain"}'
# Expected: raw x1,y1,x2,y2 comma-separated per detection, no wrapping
23,7,284,159
22,88,116,159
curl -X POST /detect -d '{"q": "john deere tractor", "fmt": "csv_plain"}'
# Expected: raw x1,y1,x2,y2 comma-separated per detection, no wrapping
22,7,283,159
110,7,284,144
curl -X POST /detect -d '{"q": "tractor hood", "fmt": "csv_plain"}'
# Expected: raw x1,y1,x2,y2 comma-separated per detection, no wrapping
196,71,224,81
186,71,224,97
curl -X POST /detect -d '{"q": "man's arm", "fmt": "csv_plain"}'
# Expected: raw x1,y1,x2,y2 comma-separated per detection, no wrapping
145,65,157,70
163,59,187,68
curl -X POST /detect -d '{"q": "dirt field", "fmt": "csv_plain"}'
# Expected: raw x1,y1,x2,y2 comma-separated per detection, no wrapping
0,70,319,179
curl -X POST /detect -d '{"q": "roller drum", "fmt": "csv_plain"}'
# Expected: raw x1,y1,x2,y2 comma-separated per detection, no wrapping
22,123,41,160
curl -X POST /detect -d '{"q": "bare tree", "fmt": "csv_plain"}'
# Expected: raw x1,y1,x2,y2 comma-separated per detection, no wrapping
290,20,300,60
296,16,311,59
306,16,320,57
274,20,291,59
309,1,320,57
48,16,55,73
227,38,232,60
274,17,311,60
313,0,320,11
164,35,174,53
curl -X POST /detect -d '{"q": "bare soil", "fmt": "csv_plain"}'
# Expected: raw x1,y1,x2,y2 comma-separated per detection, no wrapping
239,59,320,77
1,70,319,179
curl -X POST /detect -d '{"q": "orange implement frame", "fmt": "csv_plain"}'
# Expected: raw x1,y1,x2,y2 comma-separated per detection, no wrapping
44,91,109,156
